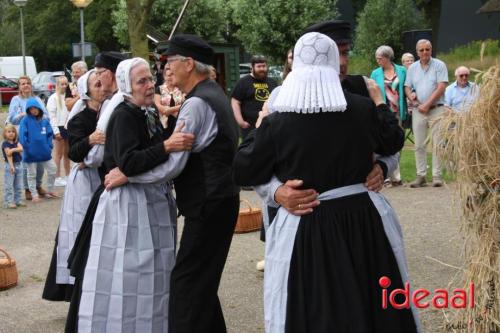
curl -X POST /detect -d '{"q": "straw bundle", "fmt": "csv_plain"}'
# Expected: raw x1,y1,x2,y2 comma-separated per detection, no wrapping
435,66,499,332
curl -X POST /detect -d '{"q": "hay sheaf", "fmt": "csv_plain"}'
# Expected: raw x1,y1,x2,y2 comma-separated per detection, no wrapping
436,66,499,332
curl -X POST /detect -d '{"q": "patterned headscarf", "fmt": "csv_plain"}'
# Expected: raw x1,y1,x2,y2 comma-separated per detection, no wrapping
272,32,347,113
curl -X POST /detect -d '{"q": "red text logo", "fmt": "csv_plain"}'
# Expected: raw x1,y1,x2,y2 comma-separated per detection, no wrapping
379,276,475,309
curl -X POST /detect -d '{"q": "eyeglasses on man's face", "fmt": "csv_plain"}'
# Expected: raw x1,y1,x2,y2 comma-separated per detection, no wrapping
166,56,189,64
418,48,431,52
95,68,109,76
458,74,469,78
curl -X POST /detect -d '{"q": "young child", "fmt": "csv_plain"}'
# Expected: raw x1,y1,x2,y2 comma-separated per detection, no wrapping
2,124,25,208
19,97,59,203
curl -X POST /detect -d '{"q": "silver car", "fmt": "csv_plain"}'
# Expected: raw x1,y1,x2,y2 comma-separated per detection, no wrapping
32,71,66,103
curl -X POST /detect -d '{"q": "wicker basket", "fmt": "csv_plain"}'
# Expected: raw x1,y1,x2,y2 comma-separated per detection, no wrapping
0,247,18,291
234,199,262,234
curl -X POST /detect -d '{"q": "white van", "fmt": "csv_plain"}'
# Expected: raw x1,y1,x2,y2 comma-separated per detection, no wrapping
0,56,37,80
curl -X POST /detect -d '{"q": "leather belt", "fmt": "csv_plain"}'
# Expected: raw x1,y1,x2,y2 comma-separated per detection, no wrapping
430,103,444,109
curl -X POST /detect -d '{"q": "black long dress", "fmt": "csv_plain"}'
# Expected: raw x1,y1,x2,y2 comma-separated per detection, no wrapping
233,91,417,333
42,107,98,302
65,101,169,332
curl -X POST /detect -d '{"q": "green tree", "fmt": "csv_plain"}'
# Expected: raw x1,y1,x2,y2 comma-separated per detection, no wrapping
230,0,339,62
0,0,122,71
415,0,441,50
113,0,227,49
354,0,426,64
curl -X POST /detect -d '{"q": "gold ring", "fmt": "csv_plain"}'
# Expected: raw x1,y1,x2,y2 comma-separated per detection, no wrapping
298,204,302,209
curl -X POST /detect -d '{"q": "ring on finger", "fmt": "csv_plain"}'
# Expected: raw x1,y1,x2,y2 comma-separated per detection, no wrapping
298,203,302,209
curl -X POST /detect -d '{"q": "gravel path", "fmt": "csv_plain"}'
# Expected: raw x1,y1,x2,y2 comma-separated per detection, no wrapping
0,113,465,333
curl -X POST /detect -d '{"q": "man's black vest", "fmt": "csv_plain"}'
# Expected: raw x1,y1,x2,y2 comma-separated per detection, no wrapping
174,79,240,218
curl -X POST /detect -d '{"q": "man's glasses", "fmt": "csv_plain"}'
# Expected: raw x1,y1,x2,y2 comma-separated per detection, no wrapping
458,74,469,78
166,56,189,64
95,68,109,76
418,48,431,52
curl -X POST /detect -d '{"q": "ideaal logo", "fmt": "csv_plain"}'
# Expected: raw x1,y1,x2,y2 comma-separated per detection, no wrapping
379,276,475,309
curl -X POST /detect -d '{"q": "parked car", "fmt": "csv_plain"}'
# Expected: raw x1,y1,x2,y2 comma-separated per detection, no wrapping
32,71,65,103
239,63,251,78
268,65,284,84
0,76,19,104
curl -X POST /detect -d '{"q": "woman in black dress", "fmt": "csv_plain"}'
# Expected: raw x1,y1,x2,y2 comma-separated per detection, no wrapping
233,32,421,333
42,69,105,302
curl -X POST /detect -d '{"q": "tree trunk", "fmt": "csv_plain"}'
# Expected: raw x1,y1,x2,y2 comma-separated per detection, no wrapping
126,0,154,59
420,0,441,51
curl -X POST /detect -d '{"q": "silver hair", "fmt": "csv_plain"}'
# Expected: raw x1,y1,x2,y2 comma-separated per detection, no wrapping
171,55,211,76
401,52,414,62
71,60,88,72
194,60,211,75
416,39,432,49
375,45,394,60
454,66,470,76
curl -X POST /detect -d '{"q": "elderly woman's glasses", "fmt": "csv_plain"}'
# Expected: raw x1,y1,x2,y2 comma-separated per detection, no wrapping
135,76,155,86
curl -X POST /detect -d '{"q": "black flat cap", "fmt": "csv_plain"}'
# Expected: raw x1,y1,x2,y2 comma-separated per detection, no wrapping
94,51,128,73
303,20,352,44
164,34,214,65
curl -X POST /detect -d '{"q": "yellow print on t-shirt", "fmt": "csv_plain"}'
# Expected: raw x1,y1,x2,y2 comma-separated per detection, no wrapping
254,83,270,102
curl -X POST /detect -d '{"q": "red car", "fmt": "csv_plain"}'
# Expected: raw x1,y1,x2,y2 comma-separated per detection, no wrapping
0,77,19,104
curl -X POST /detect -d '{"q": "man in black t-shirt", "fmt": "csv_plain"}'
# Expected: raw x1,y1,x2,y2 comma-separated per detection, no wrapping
231,55,277,138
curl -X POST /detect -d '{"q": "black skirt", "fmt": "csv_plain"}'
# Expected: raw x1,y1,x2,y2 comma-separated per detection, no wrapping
284,193,417,333
65,185,105,333
42,230,73,302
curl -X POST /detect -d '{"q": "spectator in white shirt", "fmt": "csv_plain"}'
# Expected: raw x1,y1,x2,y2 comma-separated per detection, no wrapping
47,76,70,186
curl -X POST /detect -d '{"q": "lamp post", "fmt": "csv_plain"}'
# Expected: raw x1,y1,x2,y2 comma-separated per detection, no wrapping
13,0,28,76
70,0,93,61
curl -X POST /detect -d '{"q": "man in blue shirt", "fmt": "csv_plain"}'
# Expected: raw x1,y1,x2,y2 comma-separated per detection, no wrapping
405,39,448,188
445,66,479,112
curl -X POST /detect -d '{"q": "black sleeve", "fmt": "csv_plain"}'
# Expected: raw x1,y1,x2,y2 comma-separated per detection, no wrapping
65,85,73,99
233,116,277,186
109,110,169,177
67,116,93,162
375,160,388,179
372,103,405,156
230,77,246,101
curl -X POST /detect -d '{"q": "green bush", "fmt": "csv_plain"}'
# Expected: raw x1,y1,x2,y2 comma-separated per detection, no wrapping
437,39,500,82
354,0,426,64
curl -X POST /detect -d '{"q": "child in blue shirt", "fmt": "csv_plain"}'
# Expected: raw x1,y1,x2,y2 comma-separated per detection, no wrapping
19,97,59,202
2,124,25,208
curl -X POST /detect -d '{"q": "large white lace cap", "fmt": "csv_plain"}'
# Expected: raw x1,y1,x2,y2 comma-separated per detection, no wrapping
273,32,347,113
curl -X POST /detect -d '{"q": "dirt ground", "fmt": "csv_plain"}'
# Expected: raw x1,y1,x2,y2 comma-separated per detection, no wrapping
0,112,466,333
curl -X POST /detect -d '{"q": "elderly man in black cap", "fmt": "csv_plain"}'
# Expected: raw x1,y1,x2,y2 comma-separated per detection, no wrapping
164,34,240,333
262,20,399,218
103,35,240,333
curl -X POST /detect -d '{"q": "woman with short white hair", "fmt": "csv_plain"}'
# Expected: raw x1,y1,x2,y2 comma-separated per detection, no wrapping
370,45,408,187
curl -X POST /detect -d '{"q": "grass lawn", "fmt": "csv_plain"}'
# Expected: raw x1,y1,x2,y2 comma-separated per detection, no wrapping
399,147,454,183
